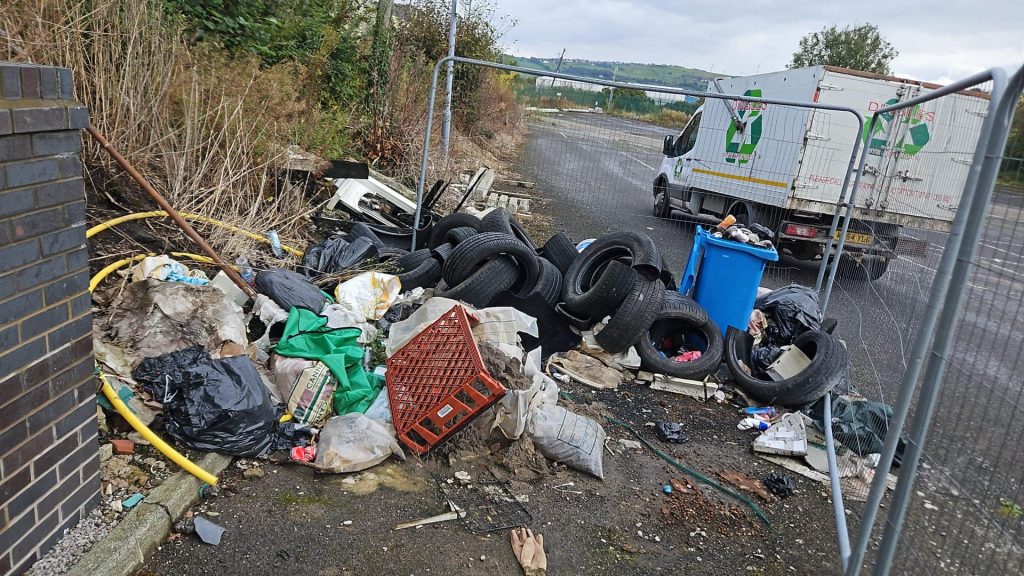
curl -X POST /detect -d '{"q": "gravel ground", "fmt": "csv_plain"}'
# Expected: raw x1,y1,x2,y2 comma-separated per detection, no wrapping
26,508,113,576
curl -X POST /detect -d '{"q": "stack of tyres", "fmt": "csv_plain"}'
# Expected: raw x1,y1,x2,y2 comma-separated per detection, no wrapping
559,232,722,378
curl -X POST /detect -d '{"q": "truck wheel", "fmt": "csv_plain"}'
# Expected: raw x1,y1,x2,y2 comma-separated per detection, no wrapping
838,254,889,281
654,180,671,218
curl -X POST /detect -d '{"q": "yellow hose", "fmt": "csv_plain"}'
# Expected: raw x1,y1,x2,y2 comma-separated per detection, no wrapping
98,372,219,486
86,211,304,257
89,252,224,292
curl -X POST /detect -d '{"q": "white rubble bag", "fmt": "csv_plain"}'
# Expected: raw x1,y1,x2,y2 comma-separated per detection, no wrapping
526,405,606,479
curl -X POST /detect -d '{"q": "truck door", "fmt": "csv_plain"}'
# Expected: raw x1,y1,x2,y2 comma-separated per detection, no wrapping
667,110,702,194
861,84,921,211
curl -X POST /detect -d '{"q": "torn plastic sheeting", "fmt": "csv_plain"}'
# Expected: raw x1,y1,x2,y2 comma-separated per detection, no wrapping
105,280,247,360
808,395,906,460
491,373,560,440
547,350,623,390
133,345,210,401
313,413,405,473
300,235,379,278
251,294,289,353
130,255,209,286
384,297,538,359
321,303,378,345
364,385,392,424
333,272,401,322
273,307,382,416
193,516,226,546
754,284,821,345
163,354,279,457
255,268,330,313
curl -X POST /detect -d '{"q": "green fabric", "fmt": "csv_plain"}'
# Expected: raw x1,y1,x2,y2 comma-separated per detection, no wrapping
273,307,380,416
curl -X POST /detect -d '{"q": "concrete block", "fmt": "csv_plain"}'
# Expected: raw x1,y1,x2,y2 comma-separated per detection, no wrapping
0,134,33,161
19,67,41,99
67,106,89,130
0,110,11,135
32,131,82,156
4,157,60,188
57,68,74,100
39,68,59,99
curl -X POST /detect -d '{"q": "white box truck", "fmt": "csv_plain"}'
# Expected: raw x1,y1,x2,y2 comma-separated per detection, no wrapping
652,65,989,279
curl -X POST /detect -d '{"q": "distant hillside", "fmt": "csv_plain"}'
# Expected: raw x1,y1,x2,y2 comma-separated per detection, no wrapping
507,56,719,92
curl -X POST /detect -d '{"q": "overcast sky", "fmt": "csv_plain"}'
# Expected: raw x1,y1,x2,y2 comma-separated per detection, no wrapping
490,0,1024,84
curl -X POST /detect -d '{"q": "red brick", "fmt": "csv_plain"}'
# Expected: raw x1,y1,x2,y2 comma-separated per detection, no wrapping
109,438,134,455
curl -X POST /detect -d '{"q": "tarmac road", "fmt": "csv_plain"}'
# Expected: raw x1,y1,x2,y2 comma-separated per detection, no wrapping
514,111,1024,573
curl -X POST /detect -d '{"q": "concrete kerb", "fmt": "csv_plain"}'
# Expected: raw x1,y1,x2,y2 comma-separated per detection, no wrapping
66,452,232,576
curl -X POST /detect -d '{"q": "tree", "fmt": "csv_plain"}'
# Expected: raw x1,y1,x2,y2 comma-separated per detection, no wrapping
789,24,898,75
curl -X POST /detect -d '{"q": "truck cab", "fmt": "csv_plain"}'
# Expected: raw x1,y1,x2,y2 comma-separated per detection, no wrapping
653,106,704,219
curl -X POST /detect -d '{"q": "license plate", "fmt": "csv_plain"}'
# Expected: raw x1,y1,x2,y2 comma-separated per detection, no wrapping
834,230,874,245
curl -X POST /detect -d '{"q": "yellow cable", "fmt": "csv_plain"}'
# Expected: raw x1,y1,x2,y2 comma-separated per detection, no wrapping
86,211,304,257
98,372,219,486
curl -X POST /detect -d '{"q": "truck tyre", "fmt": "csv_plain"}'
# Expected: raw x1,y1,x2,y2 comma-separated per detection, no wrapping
397,257,442,291
525,258,563,306
565,231,662,283
439,255,520,308
397,248,433,272
659,255,677,290
481,207,538,251
442,232,540,289
563,260,638,320
595,277,665,353
539,232,578,275
638,309,723,380
725,327,846,407
654,178,671,218
445,226,478,246
347,222,385,248
662,290,709,325
838,254,889,281
429,213,480,248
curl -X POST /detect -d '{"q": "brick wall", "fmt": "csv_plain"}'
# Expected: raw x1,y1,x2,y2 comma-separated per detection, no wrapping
0,62,98,576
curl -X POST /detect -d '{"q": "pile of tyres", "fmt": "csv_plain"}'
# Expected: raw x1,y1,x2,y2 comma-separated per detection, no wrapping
353,208,724,381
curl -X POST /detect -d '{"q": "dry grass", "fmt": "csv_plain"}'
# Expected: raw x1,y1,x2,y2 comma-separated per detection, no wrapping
1,0,318,260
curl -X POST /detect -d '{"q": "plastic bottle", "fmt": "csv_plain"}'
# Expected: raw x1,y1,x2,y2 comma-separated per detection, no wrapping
236,257,256,286
267,230,284,258
741,406,778,418
716,214,737,229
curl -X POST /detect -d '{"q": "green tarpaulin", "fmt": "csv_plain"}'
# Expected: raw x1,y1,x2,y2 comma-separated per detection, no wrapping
273,307,382,416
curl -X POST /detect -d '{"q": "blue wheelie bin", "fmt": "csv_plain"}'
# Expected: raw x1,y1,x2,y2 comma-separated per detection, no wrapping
679,226,778,336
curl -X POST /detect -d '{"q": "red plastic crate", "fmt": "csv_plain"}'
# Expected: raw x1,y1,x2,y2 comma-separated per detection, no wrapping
386,306,507,454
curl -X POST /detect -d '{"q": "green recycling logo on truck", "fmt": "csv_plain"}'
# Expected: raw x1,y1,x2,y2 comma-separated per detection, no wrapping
862,98,933,156
724,88,764,165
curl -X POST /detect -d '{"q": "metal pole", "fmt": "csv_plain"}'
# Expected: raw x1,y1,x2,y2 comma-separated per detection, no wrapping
869,65,1022,576
86,125,257,299
824,392,852,569
844,67,1008,576
412,58,447,250
440,0,457,161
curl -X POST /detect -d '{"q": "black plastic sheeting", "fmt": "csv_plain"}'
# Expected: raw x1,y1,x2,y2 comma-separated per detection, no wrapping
132,345,210,401
750,345,783,378
654,421,688,444
255,268,327,312
763,472,795,498
807,395,905,464
300,236,378,278
755,284,821,345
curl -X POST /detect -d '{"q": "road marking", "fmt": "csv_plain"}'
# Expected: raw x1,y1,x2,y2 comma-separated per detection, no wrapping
620,152,655,170
558,131,568,140
692,168,789,189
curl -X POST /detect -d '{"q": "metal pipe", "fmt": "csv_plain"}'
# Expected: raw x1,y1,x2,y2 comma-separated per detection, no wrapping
86,125,256,299
440,0,457,161
412,59,446,249
869,64,1022,576
844,67,1008,576
823,392,852,569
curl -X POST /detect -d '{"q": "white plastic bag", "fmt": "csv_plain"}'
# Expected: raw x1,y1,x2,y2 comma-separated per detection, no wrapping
314,413,405,473
526,405,606,479
333,272,401,322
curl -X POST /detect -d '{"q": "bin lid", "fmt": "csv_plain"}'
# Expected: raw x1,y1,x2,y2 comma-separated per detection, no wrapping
697,226,779,261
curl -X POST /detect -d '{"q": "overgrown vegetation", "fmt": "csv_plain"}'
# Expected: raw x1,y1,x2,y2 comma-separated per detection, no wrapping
513,77,697,129
512,56,716,91
1,0,521,259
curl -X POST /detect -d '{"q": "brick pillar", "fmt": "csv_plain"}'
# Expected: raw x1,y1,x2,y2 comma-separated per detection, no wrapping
0,63,98,576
